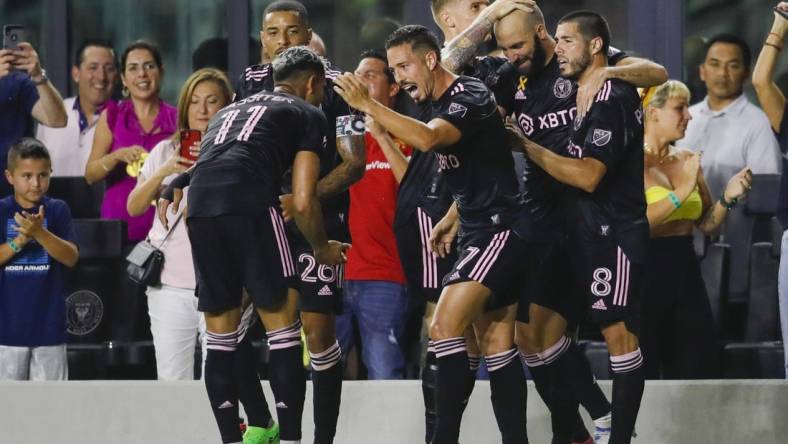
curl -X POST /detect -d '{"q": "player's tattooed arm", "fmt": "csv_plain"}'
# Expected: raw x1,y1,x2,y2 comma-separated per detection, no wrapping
523,137,607,193
315,133,366,200
441,0,535,74
576,57,668,118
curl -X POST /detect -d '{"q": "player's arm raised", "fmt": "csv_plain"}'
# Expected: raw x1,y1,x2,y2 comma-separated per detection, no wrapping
315,130,366,200
291,150,349,266
441,0,535,74
333,73,461,152
577,56,668,117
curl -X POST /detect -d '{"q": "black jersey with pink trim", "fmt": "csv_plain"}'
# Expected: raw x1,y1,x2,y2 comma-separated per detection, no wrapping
235,61,353,241
188,91,327,218
431,75,520,233
563,78,648,261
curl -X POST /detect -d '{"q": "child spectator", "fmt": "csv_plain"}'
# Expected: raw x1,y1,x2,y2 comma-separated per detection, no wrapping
0,138,78,380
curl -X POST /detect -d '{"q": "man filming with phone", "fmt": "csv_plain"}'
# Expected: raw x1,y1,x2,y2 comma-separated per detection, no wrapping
1,26,67,195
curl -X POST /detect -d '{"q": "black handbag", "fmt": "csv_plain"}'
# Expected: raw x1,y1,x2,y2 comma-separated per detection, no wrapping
125,213,182,287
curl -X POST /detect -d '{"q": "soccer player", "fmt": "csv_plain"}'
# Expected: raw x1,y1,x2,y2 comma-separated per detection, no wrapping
517,11,649,444
493,7,667,444
236,2,365,443
187,46,348,444
334,25,529,444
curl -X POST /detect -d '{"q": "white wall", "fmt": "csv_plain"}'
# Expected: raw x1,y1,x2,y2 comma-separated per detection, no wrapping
1,380,785,444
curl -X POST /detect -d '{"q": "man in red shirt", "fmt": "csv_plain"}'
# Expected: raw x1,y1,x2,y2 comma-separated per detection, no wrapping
336,50,412,379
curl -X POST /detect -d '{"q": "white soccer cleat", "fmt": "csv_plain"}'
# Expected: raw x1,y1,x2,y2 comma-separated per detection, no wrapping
593,412,612,444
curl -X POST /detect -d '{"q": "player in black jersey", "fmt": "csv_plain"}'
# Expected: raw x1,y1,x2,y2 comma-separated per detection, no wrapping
335,25,528,444
493,7,668,444
237,3,365,443
518,12,648,444
186,47,348,444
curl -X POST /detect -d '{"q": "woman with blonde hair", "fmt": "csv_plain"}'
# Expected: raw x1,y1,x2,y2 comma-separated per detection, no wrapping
127,67,232,379
641,80,752,379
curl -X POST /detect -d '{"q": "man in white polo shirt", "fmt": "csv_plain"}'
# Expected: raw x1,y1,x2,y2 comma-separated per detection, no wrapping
681,33,781,301
37,39,117,177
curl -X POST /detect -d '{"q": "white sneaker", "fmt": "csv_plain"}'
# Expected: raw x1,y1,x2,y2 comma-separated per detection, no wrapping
593,412,612,444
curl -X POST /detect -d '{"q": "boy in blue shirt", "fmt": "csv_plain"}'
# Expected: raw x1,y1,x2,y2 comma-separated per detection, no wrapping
0,138,78,380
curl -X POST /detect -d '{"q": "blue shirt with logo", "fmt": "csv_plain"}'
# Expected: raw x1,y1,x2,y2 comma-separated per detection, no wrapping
0,196,76,346
0,72,39,171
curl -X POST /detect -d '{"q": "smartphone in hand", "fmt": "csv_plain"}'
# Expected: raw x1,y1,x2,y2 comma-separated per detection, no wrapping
3,25,25,51
179,129,201,163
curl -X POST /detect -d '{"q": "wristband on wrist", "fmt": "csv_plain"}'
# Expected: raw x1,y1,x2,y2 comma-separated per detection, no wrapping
769,32,785,40
720,194,738,210
7,239,20,254
668,192,682,209
765,41,783,51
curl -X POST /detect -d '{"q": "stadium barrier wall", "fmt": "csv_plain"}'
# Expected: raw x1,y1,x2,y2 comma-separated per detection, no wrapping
1,380,784,443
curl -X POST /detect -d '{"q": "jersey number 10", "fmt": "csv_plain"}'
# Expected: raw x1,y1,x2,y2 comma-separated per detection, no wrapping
213,105,269,145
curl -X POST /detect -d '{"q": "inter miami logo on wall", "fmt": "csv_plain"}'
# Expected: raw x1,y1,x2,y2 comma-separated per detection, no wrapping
553,78,573,99
66,290,104,336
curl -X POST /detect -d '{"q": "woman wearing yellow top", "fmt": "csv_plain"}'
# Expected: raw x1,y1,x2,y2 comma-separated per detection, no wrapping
641,80,752,379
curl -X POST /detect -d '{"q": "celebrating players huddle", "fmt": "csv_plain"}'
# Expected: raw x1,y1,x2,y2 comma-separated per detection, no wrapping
162,1,669,444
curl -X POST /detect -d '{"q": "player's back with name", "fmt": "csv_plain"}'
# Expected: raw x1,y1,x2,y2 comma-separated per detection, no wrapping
188,91,327,218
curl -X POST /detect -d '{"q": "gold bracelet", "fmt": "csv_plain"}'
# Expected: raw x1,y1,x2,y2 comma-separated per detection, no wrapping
765,41,783,51
99,157,111,172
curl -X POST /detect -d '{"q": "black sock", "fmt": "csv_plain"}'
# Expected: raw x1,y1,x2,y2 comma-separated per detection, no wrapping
464,353,480,412
422,342,438,444
609,349,644,444
540,336,582,444
487,348,528,444
565,341,611,420
205,330,242,443
522,352,568,444
432,337,468,444
310,340,343,444
267,321,306,442
235,334,273,428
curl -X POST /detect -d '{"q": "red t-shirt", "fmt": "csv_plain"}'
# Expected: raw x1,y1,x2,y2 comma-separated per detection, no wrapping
345,132,412,283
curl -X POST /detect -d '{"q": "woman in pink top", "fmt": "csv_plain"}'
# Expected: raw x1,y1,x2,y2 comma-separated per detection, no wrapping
85,41,176,242
127,68,232,380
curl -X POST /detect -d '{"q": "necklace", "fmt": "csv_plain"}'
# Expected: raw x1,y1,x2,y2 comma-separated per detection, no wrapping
644,142,675,164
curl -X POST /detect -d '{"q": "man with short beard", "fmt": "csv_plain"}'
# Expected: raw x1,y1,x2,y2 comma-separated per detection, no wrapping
519,11,649,444
493,6,667,444
335,25,529,444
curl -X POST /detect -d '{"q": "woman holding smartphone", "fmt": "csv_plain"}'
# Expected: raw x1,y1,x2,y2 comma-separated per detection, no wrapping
126,67,231,380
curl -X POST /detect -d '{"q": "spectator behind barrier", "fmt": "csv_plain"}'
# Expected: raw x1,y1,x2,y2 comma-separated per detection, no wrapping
37,39,118,177
641,80,752,379
753,1,788,379
335,50,412,379
0,39,67,196
679,33,781,302
126,68,232,381
0,138,78,381
84,40,177,243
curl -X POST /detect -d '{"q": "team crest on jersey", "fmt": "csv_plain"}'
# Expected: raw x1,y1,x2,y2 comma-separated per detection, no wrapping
553,78,573,99
448,103,468,117
515,90,526,101
592,129,612,147
518,113,534,136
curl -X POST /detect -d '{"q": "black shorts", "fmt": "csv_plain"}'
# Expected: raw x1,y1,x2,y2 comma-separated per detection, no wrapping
187,209,296,313
516,240,583,327
571,235,643,332
289,244,344,314
442,228,526,311
395,208,456,303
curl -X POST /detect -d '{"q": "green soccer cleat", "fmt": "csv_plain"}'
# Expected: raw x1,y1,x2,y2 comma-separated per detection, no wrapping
243,423,280,444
